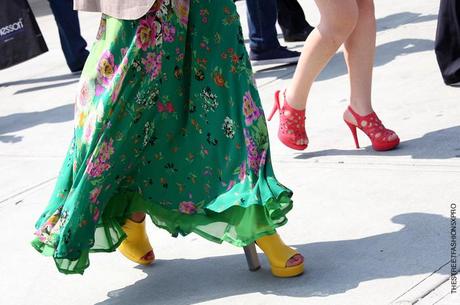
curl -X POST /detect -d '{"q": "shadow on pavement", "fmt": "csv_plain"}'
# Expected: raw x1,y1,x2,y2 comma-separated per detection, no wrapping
317,38,434,81
0,73,80,88
97,212,451,305
254,38,434,82
0,104,74,143
295,126,460,160
29,0,52,18
13,79,80,95
0,135,23,143
0,73,80,95
376,12,438,32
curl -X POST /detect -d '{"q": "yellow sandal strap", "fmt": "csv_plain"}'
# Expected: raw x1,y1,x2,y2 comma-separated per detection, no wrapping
256,233,299,268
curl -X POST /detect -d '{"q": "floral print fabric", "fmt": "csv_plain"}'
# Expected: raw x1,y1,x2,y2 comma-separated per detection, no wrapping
32,0,293,274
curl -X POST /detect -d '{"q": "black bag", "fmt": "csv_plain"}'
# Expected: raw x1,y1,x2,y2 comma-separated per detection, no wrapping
435,0,460,86
0,0,48,70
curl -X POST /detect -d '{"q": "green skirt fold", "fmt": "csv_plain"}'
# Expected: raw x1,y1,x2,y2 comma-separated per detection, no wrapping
32,0,295,275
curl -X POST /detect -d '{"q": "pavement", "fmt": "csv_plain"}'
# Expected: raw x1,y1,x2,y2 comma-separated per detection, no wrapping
0,0,459,304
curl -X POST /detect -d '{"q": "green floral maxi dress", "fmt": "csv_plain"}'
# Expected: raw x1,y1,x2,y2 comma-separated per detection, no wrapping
32,0,293,274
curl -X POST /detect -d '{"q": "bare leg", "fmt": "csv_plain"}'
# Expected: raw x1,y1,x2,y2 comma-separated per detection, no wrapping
343,0,375,120
130,211,146,223
342,0,398,142
286,0,359,109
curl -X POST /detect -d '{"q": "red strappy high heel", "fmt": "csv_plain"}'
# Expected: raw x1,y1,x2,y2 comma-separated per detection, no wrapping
267,90,308,151
344,106,400,151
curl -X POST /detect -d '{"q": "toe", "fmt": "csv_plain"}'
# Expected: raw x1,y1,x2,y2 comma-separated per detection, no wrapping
286,253,304,267
388,133,398,141
141,250,155,262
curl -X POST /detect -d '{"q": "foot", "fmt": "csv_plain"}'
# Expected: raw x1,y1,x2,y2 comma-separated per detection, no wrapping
343,106,399,151
119,217,155,265
256,233,304,277
141,250,155,261
287,254,304,267
129,214,155,261
268,90,308,150
250,46,300,66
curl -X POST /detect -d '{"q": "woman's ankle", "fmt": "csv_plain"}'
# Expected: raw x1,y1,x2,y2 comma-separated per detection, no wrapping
285,88,307,111
349,99,374,116
130,212,146,223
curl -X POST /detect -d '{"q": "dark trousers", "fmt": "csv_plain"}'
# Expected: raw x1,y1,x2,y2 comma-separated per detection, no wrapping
48,0,89,72
277,0,313,36
435,0,460,85
246,0,312,51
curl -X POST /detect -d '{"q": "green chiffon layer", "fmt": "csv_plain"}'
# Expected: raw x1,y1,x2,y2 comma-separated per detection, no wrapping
32,0,294,275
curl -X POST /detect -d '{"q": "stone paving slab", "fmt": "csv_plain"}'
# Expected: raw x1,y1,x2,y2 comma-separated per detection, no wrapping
0,1,459,305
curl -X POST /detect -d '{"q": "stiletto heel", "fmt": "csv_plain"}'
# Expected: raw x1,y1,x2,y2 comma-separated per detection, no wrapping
344,106,400,151
255,233,304,278
267,92,280,121
345,121,360,148
118,219,155,265
270,90,308,150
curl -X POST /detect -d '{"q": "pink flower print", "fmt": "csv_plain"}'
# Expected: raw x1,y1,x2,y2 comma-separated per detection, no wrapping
259,150,267,168
86,139,114,178
163,22,176,42
111,66,128,103
93,207,100,222
157,103,166,112
136,16,158,51
142,52,162,80
142,53,155,71
98,139,114,163
179,201,197,214
86,160,111,178
200,9,209,23
95,85,105,96
98,51,116,85
96,50,117,96
173,0,190,26
244,129,261,173
35,212,60,242
242,91,261,126
96,18,106,40
157,101,175,113
78,81,89,108
89,187,102,204
238,163,246,181
248,155,260,174
86,160,103,178
226,180,236,191
111,76,123,103
166,102,175,113
121,47,128,57
83,115,95,143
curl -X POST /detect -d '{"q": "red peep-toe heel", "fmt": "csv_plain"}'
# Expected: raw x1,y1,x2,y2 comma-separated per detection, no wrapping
268,90,308,151
344,106,399,151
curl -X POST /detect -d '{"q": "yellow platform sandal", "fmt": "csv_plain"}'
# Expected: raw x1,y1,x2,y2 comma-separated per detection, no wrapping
255,233,304,277
118,219,155,265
